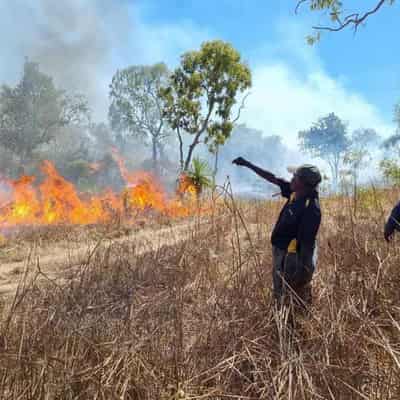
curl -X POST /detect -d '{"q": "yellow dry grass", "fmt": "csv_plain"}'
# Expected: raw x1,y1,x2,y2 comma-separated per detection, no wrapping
1,186,400,399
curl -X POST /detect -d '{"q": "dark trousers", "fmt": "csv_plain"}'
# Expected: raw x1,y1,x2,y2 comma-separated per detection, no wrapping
272,246,314,306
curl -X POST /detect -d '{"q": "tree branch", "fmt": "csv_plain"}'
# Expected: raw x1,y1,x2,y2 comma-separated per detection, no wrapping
182,100,215,171
295,0,307,14
232,92,250,124
309,0,387,32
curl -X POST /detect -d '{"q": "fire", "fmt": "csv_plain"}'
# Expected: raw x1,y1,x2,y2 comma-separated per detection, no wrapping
0,155,202,228
177,173,198,198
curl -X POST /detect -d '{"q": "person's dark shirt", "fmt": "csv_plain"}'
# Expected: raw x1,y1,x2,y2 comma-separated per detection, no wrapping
385,201,400,237
271,179,321,256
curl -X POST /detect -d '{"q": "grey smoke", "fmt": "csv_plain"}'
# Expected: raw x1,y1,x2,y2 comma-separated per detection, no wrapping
0,0,134,121
0,1,207,122
198,124,309,198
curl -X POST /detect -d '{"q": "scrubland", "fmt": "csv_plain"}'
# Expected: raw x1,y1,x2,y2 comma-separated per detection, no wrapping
1,187,400,399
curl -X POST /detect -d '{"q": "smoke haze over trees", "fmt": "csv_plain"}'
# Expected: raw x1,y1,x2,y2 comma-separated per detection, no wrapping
0,1,397,196
198,124,299,196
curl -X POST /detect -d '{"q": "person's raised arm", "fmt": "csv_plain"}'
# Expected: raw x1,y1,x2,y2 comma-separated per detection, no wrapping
232,157,281,186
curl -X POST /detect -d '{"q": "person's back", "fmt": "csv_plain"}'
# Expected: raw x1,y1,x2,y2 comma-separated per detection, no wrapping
232,158,322,307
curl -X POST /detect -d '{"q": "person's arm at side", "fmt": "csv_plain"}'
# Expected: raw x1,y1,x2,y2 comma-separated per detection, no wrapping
297,205,321,267
385,201,400,242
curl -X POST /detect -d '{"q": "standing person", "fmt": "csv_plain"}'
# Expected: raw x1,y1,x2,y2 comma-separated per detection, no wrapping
232,157,322,307
384,201,400,242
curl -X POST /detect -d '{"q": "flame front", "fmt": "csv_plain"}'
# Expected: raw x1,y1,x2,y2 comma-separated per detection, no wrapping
0,156,200,227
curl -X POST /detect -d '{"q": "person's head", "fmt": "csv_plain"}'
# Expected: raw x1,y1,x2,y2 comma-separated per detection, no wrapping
290,164,322,193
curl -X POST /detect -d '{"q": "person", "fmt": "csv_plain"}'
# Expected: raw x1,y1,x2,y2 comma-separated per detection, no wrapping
384,201,400,242
232,157,322,308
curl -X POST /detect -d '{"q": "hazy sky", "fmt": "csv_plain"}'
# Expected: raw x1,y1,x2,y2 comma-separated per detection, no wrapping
1,0,398,149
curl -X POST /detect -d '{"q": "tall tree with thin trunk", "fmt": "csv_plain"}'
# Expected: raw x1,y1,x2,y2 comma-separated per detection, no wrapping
299,113,350,189
160,40,251,173
109,63,171,175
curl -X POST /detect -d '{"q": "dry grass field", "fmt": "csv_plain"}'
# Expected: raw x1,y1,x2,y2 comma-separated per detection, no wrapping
1,186,400,399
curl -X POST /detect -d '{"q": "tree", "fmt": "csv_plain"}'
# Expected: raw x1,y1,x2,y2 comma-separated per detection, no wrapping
295,0,396,43
343,149,370,188
377,102,400,186
352,128,381,150
186,157,212,197
382,102,400,150
380,158,400,185
343,128,380,189
299,113,350,188
0,59,89,172
160,40,251,172
109,63,171,175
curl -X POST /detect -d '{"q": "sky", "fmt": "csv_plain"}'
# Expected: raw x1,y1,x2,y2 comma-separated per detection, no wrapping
0,0,399,150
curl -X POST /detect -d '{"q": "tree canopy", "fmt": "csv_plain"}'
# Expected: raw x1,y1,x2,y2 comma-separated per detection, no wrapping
160,40,251,172
0,59,89,168
109,63,171,174
299,112,350,187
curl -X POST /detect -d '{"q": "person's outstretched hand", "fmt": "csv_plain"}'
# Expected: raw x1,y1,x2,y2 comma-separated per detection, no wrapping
232,157,248,166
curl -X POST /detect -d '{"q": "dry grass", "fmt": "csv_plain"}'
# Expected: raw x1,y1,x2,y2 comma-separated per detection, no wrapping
1,186,400,399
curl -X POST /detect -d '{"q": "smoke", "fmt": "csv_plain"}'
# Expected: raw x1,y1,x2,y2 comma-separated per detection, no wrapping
0,1,210,122
197,124,309,198
0,0,136,121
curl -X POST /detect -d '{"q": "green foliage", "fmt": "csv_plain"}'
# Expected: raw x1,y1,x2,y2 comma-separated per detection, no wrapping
187,157,212,195
380,158,400,185
160,40,251,172
307,0,342,12
0,59,89,165
299,113,350,187
109,63,170,172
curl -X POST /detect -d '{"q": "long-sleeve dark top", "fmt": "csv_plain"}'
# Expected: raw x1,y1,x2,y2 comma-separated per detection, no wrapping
271,179,321,265
385,201,400,237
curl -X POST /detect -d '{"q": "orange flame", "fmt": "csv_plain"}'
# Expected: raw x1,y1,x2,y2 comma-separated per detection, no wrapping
177,173,198,198
0,156,202,228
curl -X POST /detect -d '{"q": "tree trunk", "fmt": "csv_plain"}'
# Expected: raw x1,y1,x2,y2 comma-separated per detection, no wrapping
183,143,196,172
152,136,158,176
328,161,337,192
18,151,29,176
176,127,184,172
183,131,202,172
212,145,219,186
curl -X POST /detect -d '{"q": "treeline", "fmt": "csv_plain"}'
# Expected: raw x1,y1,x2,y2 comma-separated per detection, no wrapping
1,40,400,195
0,41,252,193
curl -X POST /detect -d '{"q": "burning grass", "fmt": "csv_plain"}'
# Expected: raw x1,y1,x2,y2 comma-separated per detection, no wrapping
0,152,201,227
1,187,400,398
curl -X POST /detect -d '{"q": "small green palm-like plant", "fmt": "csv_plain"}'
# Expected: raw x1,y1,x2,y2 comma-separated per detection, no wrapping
187,158,212,197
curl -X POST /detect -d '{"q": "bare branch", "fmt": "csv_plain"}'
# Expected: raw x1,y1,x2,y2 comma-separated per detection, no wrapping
311,0,387,32
233,92,250,124
295,0,307,14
